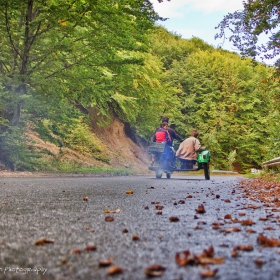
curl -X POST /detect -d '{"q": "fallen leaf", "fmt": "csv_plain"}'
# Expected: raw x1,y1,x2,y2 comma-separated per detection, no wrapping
155,205,163,210
122,229,128,233
70,248,81,254
238,212,246,216
126,190,133,194
175,250,191,266
187,195,193,198
178,200,185,204
104,208,120,213
99,258,114,267
83,196,88,201
84,245,97,251
200,268,218,278
241,219,255,226
224,214,232,219
235,244,253,251
264,226,275,230
145,264,165,277
34,238,54,245
196,204,206,214
107,265,123,275
231,248,238,257
132,235,139,241
254,259,265,266
224,199,231,203
156,211,162,215
105,216,114,222
257,234,280,247
169,216,179,222
61,258,67,264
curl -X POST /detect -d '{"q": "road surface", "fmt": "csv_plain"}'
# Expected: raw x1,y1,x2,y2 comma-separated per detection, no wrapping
0,174,280,279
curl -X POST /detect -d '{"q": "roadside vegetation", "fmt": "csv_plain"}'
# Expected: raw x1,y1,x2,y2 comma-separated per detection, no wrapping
0,1,279,175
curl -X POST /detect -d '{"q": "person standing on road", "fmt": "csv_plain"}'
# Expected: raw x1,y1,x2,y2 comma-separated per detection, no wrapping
176,129,201,169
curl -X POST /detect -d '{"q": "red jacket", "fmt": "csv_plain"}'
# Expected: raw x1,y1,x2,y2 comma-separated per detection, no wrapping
153,128,171,145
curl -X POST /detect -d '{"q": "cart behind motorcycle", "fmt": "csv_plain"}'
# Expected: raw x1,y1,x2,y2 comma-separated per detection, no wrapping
148,142,210,180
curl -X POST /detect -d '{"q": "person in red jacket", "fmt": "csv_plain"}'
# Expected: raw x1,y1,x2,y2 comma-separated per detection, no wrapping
152,121,172,146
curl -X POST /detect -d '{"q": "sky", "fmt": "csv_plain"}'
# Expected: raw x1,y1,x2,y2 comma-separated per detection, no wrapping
150,0,244,54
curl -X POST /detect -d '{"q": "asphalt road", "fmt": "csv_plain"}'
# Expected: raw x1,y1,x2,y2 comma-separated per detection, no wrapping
0,174,280,280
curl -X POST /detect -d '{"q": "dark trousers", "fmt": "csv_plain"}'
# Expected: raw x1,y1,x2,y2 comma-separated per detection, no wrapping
179,159,196,169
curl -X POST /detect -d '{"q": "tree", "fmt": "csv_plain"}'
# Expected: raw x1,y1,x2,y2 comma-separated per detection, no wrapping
215,0,280,66
0,0,160,131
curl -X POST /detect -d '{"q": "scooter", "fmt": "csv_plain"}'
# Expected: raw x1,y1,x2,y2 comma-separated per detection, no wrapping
148,142,210,180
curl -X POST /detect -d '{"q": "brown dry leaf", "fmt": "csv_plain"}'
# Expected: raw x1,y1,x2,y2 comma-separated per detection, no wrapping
84,245,97,251
156,211,162,215
132,235,140,241
61,258,67,264
196,204,206,214
264,226,275,230
202,245,214,257
178,200,185,204
2,201,8,205
235,244,253,251
99,258,114,267
224,214,232,219
195,256,224,265
187,195,193,198
70,248,81,254
194,226,202,230
238,212,246,216
175,250,191,266
216,194,220,198
259,217,268,221
200,268,218,278
34,238,54,245
231,248,238,257
105,216,114,222
126,190,133,194
169,216,179,222
107,265,124,275
241,219,255,226
224,199,231,203
151,201,160,204
145,264,165,277
246,229,256,233
155,205,163,210
257,234,280,247
104,208,120,213
83,196,88,201
223,227,241,234
254,259,265,266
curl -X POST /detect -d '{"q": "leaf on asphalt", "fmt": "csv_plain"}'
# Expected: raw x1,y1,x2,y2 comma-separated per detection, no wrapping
175,250,190,266
238,212,246,216
151,201,160,204
202,245,214,257
195,256,225,265
122,228,128,233
61,258,67,264
223,227,241,234
216,195,220,199
169,216,179,222
224,214,232,219
187,195,193,198
231,248,238,257
145,264,165,277
263,226,275,230
83,196,88,201
105,216,114,222
231,217,240,223
84,245,97,251
257,234,280,247
70,248,81,254
2,201,8,205
235,244,253,251
107,265,124,275
99,258,114,267
254,259,265,266
246,229,256,233
126,190,133,194
224,199,231,203
178,200,185,204
240,219,255,226
155,205,163,210
196,204,206,214
132,235,140,241
156,211,162,215
194,226,202,230
259,217,268,221
104,208,120,213
34,238,54,245
248,204,261,209
200,268,218,278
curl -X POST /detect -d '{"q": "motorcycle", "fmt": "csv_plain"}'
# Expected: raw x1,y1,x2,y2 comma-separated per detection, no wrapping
148,142,210,180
